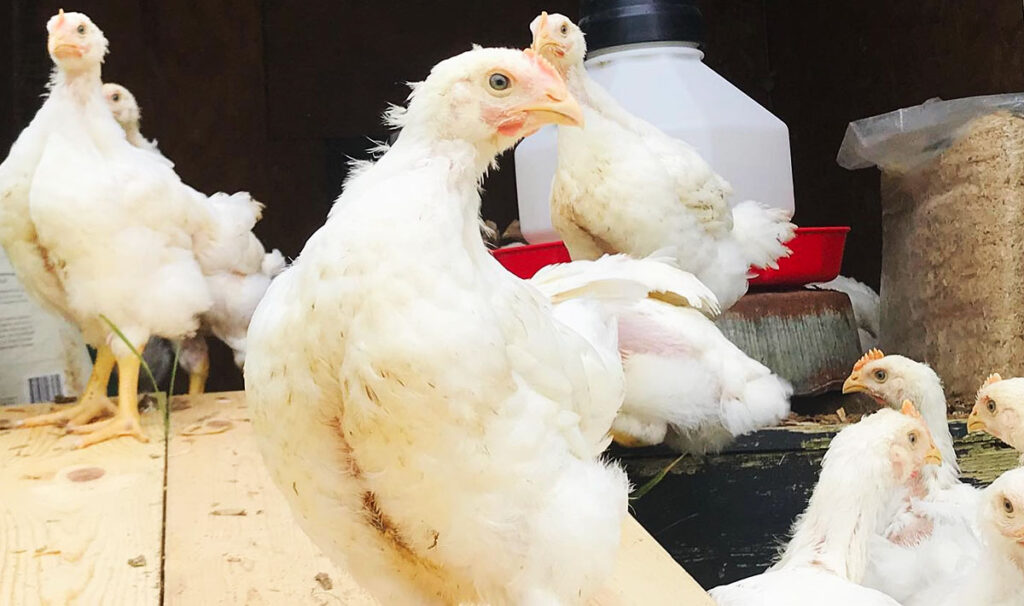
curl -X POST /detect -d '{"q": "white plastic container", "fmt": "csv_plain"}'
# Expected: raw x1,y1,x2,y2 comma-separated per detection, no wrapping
515,41,795,244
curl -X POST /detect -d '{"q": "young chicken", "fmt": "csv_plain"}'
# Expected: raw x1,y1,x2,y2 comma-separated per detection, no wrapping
102,81,287,391
102,82,163,156
906,467,1024,606
967,373,1024,459
529,12,795,309
245,47,651,605
710,403,942,605
531,253,792,451
841,349,984,601
0,11,214,446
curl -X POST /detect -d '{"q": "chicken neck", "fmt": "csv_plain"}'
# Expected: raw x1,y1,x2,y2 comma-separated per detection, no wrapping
773,452,910,583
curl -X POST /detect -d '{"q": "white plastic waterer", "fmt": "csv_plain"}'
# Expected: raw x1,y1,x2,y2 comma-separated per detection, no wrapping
514,0,795,244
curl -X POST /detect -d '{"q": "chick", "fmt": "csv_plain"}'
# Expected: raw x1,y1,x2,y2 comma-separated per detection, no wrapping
905,467,1024,606
711,402,941,605
529,12,794,309
968,373,1024,458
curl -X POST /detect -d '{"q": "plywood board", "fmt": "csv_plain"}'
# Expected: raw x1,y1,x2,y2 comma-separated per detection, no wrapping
162,392,374,605
0,402,165,606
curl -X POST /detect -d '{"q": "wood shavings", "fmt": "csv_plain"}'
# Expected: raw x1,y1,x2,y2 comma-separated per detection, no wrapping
880,111,1024,412
314,572,333,591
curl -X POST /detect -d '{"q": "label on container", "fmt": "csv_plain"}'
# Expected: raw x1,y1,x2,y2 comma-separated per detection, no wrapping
0,249,92,405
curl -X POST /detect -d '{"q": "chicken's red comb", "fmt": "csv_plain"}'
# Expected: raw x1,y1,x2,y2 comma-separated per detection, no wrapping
527,50,561,82
853,348,885,372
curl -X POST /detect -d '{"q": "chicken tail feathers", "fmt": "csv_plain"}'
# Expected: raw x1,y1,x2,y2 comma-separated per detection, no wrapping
721,371,793,438
730,200,795,271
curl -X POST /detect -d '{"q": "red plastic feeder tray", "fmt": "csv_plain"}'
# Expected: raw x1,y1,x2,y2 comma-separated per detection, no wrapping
491,227,850,287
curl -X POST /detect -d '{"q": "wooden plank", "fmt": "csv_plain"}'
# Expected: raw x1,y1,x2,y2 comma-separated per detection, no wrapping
163,392,712,604
0,401,165,606
162,392,374,605
591,516,714,605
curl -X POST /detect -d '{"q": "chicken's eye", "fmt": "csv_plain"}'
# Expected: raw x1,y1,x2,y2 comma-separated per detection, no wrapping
488,73,511,91
989,399,997,413
560,24,569,35
76,24,86,35
1004,497,1015,514
874,369,887,382
908,431,917,445
111,93,120,102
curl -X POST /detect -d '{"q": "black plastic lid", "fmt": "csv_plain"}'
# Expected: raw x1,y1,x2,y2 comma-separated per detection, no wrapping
579,0,703,53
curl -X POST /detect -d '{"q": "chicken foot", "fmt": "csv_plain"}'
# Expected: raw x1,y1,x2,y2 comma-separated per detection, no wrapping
188,347,209,395
69,347,150,448
15,344,117,428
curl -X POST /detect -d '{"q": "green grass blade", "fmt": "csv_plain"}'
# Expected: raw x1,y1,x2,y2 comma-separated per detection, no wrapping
167,340,181,423
629,452,687,501
99,314,160,394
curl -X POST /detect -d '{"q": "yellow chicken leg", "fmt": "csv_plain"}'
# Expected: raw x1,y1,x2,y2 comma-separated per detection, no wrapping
15,345,117,428
71,348,150,448
188,348,209,395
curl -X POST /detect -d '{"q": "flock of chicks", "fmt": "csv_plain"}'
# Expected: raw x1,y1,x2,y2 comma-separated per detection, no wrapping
0,10,283,446
1,8,1021,606
714,351,1024,605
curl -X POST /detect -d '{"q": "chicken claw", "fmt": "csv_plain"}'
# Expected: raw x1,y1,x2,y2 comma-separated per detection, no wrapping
72,409,148,449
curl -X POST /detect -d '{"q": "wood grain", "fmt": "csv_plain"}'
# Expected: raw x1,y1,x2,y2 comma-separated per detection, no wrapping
162,392,375,605
0,401,165,606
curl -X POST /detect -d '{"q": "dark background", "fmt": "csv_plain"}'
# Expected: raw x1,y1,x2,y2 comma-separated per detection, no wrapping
4,1,1024,391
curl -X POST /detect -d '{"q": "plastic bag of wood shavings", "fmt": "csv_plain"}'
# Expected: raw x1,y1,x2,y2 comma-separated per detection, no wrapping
0,249,92,405
839,98,1024,412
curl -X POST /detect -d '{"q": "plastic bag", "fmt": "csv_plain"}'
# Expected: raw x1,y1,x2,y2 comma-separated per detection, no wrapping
837,93,1024,172
837,95,1024,410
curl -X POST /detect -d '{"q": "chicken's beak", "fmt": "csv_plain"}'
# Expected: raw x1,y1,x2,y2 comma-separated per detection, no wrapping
924,442,943,467
48,35,83,59
1009,526,1024,544
521,90,584,128
967,409,987,433
842,373,866,394
531,14,567,59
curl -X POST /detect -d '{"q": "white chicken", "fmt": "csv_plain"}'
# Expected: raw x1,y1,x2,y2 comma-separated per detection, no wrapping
710,402,943,605
807,275,880,350
243,47,726,604
841,350,984,601
968,373,1024,461
531,253,791,451
101,82,163,156
906,467,1024,606
0,10,216,446
529,12,795,310
102,81,286,391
